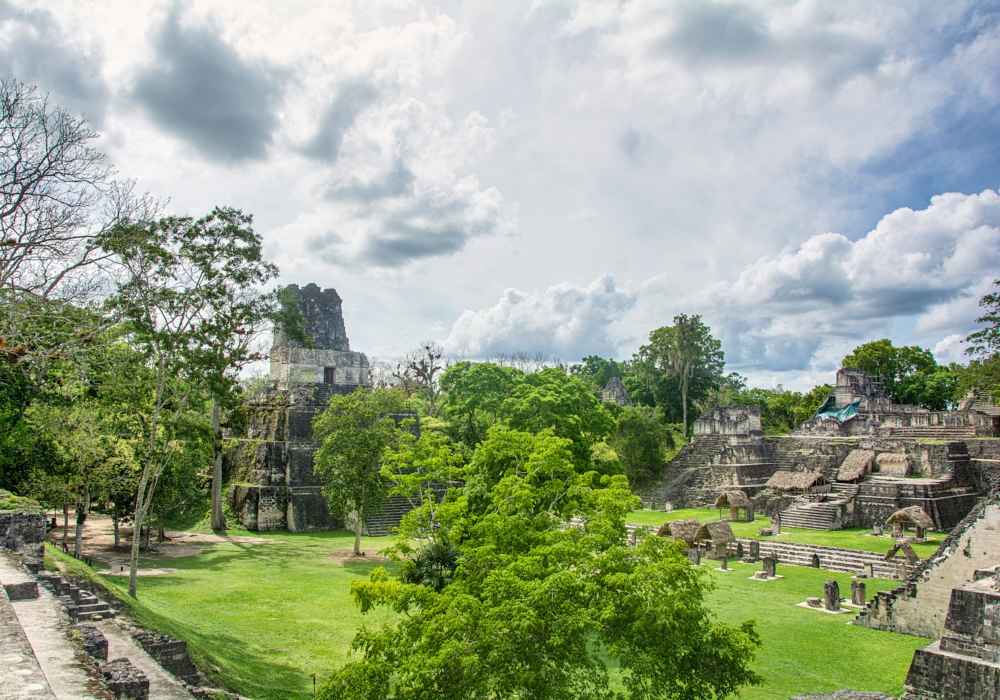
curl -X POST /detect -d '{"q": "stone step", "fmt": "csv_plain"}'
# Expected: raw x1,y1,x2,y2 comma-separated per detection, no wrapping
887,427,977,438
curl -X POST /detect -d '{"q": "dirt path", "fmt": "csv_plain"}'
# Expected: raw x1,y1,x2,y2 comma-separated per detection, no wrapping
47,514,276,576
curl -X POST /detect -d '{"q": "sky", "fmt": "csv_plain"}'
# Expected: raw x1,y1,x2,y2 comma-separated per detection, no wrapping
4,0,1000,390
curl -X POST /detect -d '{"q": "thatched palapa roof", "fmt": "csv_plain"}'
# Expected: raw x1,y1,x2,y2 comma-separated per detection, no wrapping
837,450,875,482
886,506,934,530
765,471,830,492
656,518,701,545
713,490,750,509
694,520,736,546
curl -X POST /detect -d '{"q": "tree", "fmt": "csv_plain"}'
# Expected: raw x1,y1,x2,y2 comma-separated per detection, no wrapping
842,339,958,409
607,405,673,483
99,213,245,597
320,426,762,700
313,388,408,556
440,360,522,446
966,279,1000,359
183,207,278,532
570,355,629,397
643,315,725,434
405,341,447,417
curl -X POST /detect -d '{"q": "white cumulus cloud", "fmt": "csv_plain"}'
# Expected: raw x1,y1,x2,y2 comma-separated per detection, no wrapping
443,274,636,360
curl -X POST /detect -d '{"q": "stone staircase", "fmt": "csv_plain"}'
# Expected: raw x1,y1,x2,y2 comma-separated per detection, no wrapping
735,537,910,579
640,435,727,507
777,483,859,530
883,426,977,439
362,495,415,537
37,571,114,621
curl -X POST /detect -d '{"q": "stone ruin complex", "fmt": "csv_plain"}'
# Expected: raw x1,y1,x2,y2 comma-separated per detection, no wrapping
225,283,415,536
640,367,1000,533
643,366,1000,698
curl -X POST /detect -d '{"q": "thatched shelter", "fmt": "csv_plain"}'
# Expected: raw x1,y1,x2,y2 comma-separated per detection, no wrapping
656,518,701,546
713,490,752,521
876,452,911,477
886,506,934,538
694,520,736,558
837,450,874,482
765,471,830,493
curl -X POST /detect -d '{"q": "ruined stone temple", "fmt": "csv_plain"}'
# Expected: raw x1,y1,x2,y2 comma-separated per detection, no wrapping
602,377,633,406
640,367,1000,532
224,284,383,533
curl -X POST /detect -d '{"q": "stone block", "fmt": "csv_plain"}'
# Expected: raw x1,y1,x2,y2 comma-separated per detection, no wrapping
811,553,821,568
99,658,149,700
3,581,38,600
76,623,108,661
135,632,200,684
762,555,776,578
851,580,866,606
807,597,822,608
824,579,841,611
686,548,700,566
749,540,760,561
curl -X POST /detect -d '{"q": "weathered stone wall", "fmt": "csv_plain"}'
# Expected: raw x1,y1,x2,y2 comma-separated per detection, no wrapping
693,406,762,437
0,511,46,572
902,578,1000,699
855,490,999,639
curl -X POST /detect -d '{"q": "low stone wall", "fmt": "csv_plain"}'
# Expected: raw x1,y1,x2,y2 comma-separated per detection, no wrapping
0,510,46,572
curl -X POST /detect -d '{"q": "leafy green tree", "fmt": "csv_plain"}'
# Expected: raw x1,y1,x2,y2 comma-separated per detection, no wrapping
440,360,522,446
313,388,408,556
100,212,252,597
180,207,278,532
842,339,959,409
606,404,673,484
641,315,725,434
966,279,1000,359
570,355,629,397
320,426,762,700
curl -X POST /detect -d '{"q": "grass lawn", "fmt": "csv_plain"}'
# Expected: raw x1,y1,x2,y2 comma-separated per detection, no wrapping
48,528,928,700
627,508,942,558
53,531,398,700
703,560,926,699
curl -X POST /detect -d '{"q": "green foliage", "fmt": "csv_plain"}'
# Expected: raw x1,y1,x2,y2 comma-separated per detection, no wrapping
842,339,960,409
639,315,725,433
571,355,629,396
440,360,522,445
274,285,314,349
320,424,762,700
957,357,1000,403
606,405,675,483
966,278,1000,359
313,388,409,551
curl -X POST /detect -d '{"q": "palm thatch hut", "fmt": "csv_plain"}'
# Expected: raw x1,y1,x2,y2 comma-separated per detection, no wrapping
765,471,831,493
656,518,701,546
886,506,934,538
694,520,736,558
837,450,875,482
876,452,911,477
713,490,752,521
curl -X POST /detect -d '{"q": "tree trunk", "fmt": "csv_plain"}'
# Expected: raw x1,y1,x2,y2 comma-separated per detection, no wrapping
156,514,166,542
211,397,226,532
354,506,363,556
62,503,68,549
73,484,89,559
681,377,689,435
145,507,152,551
113,516,119,550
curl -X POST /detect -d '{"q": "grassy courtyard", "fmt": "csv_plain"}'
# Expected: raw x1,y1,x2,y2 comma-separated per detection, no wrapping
626,508,943,558
49,525,928,700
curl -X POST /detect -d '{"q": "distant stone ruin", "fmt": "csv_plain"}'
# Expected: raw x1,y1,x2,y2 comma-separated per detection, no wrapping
226,284,371,533
225,283,415,536
602,377,633,406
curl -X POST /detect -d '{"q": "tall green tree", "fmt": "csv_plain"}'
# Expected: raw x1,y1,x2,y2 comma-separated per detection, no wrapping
182,207,278,532
99,211,252,598
642,315,725,434
320,427,762,700
313,388,408,556
842,339,959,409
960,279,1000,402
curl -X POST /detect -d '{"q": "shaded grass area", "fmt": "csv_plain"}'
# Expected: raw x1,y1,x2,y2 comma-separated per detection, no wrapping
627,508,942,558
703,560,925,699
51,532,397,700
46,530,928,700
